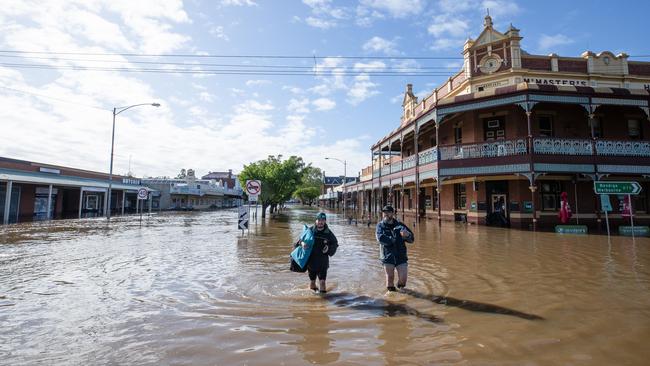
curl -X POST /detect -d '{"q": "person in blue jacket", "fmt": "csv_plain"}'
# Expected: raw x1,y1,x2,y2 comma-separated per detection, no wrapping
376,205,414,292
298,212,338,293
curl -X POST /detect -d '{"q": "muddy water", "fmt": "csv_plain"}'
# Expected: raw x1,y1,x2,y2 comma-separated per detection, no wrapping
1,207,649,365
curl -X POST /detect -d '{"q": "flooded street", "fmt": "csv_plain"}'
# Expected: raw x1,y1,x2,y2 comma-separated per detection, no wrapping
2,207,650,365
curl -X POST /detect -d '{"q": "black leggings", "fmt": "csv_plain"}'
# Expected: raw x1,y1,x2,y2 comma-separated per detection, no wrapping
308,267,327,281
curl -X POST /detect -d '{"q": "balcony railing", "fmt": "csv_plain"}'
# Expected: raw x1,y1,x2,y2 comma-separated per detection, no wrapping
170,185,242,196
372,169,380,178
381,166,391,176
440,139,527,160
402,155,417,169
533,138,593,155
418,147,438,164
390,161,403,174
595,139,650,157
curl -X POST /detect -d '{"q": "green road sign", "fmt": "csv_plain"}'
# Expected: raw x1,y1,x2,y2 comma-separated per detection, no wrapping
594,181,642,195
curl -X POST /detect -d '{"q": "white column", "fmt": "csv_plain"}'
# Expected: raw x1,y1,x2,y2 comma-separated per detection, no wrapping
148,193,152,215
136,196,139,214
78,188,84,219
121,191,126,216
3,181,12,225
46,184,53,220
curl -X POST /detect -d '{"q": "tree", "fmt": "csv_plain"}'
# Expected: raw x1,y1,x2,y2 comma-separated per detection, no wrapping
175,169,187,179
239,155,306,218
293,166,323,205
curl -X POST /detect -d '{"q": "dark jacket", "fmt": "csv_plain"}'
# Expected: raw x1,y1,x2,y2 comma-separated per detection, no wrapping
297,224,338,272
376,219,414,265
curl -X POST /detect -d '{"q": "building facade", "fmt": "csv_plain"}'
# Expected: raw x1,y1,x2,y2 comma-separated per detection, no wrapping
346,16,650,231
143,169,243,210
0,156,146,224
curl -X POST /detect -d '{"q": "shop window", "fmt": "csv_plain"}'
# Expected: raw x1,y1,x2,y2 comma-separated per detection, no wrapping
454,122,463,144
454,183,466,209
541,181,562,211
538,115,554,137
85,195,98,210
628,119,641,139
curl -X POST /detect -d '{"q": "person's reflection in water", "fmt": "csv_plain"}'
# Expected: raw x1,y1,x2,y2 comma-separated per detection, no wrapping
291,304,340,364
377,312,415,364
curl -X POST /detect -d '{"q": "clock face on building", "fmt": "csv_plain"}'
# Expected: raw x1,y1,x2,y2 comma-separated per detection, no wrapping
480,55,502,74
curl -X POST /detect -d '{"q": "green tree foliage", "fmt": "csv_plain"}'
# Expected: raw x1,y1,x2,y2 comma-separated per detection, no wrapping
239,155,306,217
293,166,323,205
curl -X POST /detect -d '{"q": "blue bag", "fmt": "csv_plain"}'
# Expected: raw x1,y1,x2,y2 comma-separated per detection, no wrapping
290,224,314,269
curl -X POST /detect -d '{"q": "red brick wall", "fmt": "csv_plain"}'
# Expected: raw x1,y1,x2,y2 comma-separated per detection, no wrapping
522,57,551,71
558,59,587,73
628,62,650,76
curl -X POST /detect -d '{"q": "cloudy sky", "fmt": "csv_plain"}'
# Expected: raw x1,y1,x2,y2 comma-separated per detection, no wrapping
1,0,649,178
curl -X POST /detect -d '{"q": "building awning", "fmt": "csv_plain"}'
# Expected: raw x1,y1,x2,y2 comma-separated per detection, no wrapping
0,168,145,191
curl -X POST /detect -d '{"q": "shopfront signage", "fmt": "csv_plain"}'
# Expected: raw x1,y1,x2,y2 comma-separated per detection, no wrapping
39,167,60,174
123,178,141,185
475,79,508,92
522,77,588,87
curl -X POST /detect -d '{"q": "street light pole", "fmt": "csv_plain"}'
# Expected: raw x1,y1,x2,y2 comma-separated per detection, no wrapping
106,103,160,219
325,157,346,222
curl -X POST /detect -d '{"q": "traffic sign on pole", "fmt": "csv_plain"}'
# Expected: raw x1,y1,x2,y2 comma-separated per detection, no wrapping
594,181,642,195
137,187,148,200
245,180,261,203
238,206,249,231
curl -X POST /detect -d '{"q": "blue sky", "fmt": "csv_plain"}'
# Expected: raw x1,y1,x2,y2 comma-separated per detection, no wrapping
1,0,649,178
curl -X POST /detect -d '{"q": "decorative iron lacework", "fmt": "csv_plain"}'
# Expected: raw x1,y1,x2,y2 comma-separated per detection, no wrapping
439,139,527,160
416,110,436,130
381,166,390,176
418,147,438,164
533,163,594,173
529,94,589,104
597,165,650,174
591,97,648,107
390,161,403,174
440,164,529,176
595,140,650,157
533,138,593,155
437,95,527,121
402,155,417,169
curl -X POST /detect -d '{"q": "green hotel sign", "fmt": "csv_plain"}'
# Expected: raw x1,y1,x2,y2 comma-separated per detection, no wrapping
593,181,642,195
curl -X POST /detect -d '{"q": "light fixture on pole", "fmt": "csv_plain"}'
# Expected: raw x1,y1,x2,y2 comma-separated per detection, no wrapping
106,102,160,219
325,157,346,222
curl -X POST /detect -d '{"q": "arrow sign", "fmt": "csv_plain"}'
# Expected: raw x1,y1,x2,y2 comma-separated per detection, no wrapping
238,206,249,230
594,181,642,195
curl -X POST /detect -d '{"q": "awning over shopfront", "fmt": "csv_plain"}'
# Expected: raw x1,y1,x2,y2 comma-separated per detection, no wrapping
0,168,145,191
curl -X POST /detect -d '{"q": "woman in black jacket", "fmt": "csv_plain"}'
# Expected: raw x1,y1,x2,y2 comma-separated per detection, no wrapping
300,212,338,293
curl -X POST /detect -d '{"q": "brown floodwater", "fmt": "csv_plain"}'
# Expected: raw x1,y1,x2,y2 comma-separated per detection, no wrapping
1,206,649,365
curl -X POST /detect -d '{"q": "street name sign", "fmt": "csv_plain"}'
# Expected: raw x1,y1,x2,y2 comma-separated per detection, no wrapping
593,181,642,195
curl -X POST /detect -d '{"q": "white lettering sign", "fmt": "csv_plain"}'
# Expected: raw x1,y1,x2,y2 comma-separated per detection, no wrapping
523,77,588,86
475,79,509,92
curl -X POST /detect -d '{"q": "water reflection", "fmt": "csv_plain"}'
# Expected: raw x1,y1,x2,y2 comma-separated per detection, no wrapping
290,305,340,364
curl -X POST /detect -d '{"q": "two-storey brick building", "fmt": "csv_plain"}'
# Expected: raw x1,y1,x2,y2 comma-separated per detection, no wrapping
347,15,650,230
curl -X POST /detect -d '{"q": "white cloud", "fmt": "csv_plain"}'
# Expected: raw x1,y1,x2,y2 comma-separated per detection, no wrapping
353,61,387,72
221,0,257,6
482,0,520,17
305,16,338,29
430,38,460,51
348,74,380,105
209,25,229,41
427,16,469,38
246,79,272,86
312,98,336,111
362,36,398,55
287,98,310,114
358,0,425,18
538,34,574,51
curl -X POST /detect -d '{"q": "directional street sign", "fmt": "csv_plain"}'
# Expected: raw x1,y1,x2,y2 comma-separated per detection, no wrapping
238,206,249,230
594,181,642,195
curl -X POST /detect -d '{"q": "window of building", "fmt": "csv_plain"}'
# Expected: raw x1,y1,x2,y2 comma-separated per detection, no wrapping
540,181,562,211
538,115,554,137
628,119,641,139
454,183,466,209
454,122,463,144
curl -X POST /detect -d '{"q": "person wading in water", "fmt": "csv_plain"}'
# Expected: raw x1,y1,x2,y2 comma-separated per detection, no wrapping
300,212,338,293
375,205,414,292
